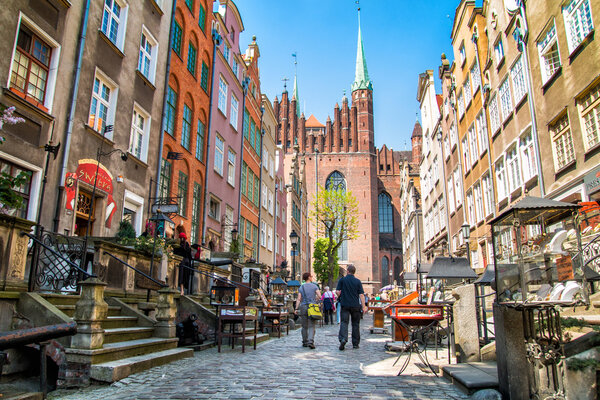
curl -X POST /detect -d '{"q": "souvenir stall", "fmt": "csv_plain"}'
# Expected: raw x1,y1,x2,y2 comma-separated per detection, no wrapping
490,197,589,399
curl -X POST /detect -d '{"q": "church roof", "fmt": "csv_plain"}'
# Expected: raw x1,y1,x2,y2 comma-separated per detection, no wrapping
351,10,373,92
411,120,422,138
305,114,325,128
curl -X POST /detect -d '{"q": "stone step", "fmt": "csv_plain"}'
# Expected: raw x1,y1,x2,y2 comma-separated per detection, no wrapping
56,305,121,318
184,341,215,352
442,362,499,395
103,327,155,344
1,392,43,400
102,316,138,330
90,347,193,383
66,337,179,365
40,293,80,306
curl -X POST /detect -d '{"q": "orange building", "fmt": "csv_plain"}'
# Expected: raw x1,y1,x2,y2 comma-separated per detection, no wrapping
158,0,213,245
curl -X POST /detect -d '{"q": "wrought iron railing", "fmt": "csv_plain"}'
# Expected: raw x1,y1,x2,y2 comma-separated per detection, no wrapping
24,231,94,293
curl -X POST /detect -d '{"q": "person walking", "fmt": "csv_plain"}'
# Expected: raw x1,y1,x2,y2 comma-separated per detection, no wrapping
336,265,368,350
321,286,335,325
294,272,321,349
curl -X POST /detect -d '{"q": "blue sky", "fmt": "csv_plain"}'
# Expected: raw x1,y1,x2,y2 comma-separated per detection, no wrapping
236,1,460,152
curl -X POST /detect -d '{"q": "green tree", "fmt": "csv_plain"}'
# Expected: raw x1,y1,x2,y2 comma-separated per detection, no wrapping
0,106,27,215
312,237,339,286
310,184,359,288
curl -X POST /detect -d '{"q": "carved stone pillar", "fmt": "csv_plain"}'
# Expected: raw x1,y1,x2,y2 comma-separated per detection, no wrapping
71,278,108,349
154,287,178,338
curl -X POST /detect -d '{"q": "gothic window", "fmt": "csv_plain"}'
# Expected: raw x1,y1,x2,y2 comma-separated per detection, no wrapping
325,171,346,191
378,192,393,233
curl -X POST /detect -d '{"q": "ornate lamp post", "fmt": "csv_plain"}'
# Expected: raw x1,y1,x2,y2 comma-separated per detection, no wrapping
289,229,299,281
461,223,471,267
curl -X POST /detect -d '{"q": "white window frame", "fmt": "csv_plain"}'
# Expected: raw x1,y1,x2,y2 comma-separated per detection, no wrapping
476,111,488,156
208,196,220,220
101,0,128,51
462,135,470,173
260,219,266,247
563,0,595,54
88,68,118,139
489,94,501,134
129,103,151,162
227,148,235,185
468,124,478,166
550,114,576,171
578,80,600,151
471,62,481,94
510,56,527,104
218,75,228,115
459,42,466,65
261,182,267,209
519,128,538,182
466,190,475,227
138,25,158,84
463,76,472,106
123,190,144,235
474,181,484,223
230,94,239,130
454,168,463,207
214,134,224,175
494,36,504,65
499,78,513,121
495,158,509,201
537,20,562,84
0,150,42,222
447,174,455,214
9,13,62,113
457,91,465,119
482,173,494,218
267,225,273,251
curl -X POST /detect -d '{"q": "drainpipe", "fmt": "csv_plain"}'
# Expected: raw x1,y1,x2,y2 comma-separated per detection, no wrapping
235,76,250,255
256,107,265,263
154,0,177,199
201,26,222,246
54,0,91,232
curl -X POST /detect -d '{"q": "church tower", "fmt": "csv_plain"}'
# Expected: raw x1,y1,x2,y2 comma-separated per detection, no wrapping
351,8,374,154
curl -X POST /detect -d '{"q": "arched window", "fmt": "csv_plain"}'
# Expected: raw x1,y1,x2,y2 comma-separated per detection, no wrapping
325,171,346,191
381,256,390,287
378,192,393,233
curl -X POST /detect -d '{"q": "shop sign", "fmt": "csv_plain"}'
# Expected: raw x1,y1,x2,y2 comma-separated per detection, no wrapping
584,166,600,195
64,159,117,228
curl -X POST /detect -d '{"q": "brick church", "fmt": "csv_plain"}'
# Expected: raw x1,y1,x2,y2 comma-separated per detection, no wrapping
273,12,406,294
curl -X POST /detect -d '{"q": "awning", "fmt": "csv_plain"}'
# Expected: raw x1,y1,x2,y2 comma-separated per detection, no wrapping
404,271,418,281
271,277,287,285
287,280,301,287
418,263,432,274
426,256,477,280
474,264,495,285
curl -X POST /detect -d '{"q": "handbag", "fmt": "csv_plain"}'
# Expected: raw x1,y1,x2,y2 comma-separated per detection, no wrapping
301,285,323,320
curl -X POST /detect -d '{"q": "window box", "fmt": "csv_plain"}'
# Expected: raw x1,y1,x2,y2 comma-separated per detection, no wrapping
4,87,52,120
98,30,125,58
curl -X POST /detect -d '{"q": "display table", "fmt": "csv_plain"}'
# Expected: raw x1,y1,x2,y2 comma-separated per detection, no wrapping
259,306,289,338
387,304,444,375
217,306,258,353
368,300,391,334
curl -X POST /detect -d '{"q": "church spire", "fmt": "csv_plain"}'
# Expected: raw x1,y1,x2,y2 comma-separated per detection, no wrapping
292,53,300,115
352,5,372,92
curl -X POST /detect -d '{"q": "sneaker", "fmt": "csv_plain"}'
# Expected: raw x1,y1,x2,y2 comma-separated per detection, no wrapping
339,340,346,351
308,343,315,349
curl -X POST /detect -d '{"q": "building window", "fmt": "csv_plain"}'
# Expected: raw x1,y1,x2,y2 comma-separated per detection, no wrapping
454,168,462,207
378,192,393,233
463,76,472,106
227,149,235,186
223,43,230,63
196,119,205,161
254,175,260,207
447,175,455,214
200,61,209,92
262,182,267,209
457,91,465,119
499,78,513,120
489,94,501,134
563,0,594,53
187,42,197,76
214,134,224,175
164,85,177,136
267,226,273,251
129,105,150,162
550,114,576,170
232,58,239,78
459,42,466,65
245,219,251,241
230,94,239,130
88,71,117,138
177,171,188,217
10,24,54,107
190,183,202,244
181,104,192,150
208,197,220,220
466,190,475,227
471,62,481,93
476,111,488,156
494,37,504,65
510,56,527,103
198,3,206,32
520,130,538,181
578,80,600,150
101,0,127,50
268,190,274,215
241,163,247,197
0,159,32,219
260,219,266,247
185,0,193,12
462,135,470,173
450,122,458,149
325,171,346,191
218,75,228,114
468,124,478,166
246,167,254,201
224,206,234,250
172,20,182,56
495,158,508,201
158,159,172,199
122,190,144,236
482,173,494,217
537,21,561,84
138,27,158,84
474,181,484,223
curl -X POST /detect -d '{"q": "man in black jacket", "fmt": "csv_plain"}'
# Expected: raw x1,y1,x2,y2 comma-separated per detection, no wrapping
336,265,368,350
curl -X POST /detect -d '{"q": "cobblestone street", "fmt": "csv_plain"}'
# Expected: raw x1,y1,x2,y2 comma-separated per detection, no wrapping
49,315,468,400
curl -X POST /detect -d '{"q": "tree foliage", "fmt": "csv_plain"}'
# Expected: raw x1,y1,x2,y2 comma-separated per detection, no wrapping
310,184,359,287
312,237,339,285
0,106,27,215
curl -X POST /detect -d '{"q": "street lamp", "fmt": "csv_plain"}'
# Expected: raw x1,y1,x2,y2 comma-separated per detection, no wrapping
289,229,299,280
461,223,471,267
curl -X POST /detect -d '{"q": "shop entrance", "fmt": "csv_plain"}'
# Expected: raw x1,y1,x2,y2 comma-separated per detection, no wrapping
75,191,96,237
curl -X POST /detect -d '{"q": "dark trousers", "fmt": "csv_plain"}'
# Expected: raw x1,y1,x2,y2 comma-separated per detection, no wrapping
338,306,362,346
323,309,333,325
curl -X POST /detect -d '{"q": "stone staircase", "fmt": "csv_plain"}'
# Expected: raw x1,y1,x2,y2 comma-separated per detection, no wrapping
41,293,193,383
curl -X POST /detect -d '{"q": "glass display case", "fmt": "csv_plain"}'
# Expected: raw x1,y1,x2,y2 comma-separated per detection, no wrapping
270,277,287,305
491,197,589,307
210,286,239,306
